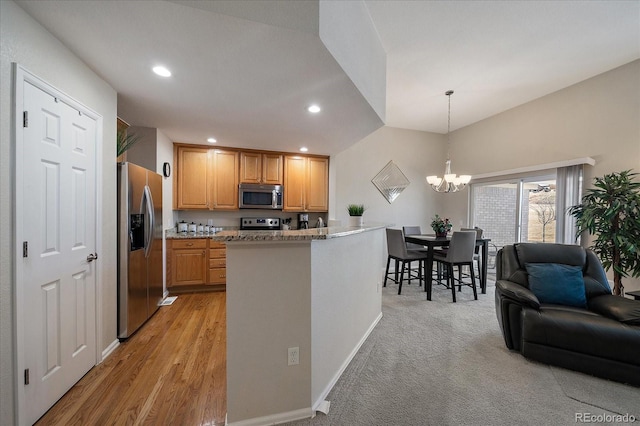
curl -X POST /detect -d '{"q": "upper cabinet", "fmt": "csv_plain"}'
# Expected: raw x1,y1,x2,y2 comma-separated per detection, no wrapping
240,152,283,185
283,155,328,212
210,149,239,210
174,144,327,212
176,146,210,209
174,145,238,210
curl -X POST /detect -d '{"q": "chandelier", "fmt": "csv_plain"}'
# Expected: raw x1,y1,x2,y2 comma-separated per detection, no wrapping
426,90,471,193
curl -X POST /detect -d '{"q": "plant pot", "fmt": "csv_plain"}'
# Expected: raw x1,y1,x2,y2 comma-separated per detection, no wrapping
349,216,364,227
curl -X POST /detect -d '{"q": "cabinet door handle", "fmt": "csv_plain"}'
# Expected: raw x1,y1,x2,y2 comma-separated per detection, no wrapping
202,250,206,256
187,242,193,246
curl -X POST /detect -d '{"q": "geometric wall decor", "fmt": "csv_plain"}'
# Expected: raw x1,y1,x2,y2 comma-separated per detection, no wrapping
371,160,410,204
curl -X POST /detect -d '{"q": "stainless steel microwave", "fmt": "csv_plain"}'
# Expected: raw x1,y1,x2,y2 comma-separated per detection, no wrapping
238,183,283,209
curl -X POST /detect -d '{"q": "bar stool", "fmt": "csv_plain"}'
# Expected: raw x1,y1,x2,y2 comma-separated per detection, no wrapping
432,231,478,302
384,228,430,294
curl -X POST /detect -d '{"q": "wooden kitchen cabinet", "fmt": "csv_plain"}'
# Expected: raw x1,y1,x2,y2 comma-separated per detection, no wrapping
175,146,210,209
240,151,283,185
283,155,328,212
306,156,329,211
208,241,227,285
169,239,208,287
174,145,238,210
210,149,239,210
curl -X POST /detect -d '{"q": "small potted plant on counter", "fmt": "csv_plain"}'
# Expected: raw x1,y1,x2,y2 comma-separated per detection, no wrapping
347,204,366,226
431,214,452,237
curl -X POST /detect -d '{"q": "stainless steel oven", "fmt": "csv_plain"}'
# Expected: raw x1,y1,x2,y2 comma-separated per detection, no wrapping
238,183,283,209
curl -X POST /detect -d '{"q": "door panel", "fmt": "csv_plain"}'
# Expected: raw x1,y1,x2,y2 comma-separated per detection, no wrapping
147,170,164,312
22,80,97,425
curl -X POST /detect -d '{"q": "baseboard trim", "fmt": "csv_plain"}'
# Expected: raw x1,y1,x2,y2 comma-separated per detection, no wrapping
312,312,383,413
100,339,119,362
226,407,313,426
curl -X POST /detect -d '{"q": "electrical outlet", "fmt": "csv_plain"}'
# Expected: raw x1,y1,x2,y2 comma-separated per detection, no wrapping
288,347,299,366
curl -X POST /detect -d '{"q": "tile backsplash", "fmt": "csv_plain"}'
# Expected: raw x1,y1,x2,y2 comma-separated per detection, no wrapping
174,210,327,230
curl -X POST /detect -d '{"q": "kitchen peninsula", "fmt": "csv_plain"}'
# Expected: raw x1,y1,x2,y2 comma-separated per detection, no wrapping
211,224,386,425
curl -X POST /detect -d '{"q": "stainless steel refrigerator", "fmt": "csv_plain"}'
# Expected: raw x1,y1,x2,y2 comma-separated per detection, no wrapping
117,162,164,339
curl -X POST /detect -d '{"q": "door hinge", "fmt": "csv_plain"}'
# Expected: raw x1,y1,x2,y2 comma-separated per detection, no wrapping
23,241,28,258
23,111,28,128
24,368,29,385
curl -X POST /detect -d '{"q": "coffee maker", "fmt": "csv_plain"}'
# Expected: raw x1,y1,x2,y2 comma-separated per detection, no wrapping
298,213,309,229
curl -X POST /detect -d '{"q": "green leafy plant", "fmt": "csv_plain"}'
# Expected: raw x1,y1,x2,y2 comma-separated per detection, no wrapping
347,204,366,216
431,214,452,234
117,129,142,156
568,170,640,296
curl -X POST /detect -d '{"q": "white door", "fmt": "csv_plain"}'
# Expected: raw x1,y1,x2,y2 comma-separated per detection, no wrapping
20,79,98,424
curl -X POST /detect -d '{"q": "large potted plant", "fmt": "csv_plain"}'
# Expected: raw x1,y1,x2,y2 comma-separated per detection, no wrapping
568,170,640,295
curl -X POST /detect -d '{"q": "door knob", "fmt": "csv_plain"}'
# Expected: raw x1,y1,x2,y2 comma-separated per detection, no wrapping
87,253,98,262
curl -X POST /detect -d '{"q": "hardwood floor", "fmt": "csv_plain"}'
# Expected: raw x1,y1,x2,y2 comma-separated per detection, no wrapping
35,292,226,426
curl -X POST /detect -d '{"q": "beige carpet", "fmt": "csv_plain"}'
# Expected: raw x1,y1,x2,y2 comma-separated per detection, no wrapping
287,279,640,426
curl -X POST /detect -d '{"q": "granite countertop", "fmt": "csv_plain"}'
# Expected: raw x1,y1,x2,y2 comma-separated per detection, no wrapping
166,223,387,242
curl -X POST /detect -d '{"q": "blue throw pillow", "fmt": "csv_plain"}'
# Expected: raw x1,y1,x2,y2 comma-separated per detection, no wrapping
525,263,587,308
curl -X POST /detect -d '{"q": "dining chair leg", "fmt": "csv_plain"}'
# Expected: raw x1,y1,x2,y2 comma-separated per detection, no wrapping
449,264,456,303
470,263,478,300
458,265,463,292
384,257,391,287
398,261,406,295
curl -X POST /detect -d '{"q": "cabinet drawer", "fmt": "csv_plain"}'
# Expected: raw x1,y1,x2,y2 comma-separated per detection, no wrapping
209,248,226,259
209,241,226,249
172,239,207,249
209,258,226,268
209,267,227,284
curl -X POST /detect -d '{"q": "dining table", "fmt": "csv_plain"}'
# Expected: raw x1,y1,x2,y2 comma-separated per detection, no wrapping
404,234,492,301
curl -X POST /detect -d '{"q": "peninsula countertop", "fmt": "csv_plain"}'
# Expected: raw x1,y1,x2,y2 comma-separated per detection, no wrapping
165,223,387,242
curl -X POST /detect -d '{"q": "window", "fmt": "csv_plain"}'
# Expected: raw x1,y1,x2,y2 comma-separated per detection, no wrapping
470,174,556,249
469,162,587,250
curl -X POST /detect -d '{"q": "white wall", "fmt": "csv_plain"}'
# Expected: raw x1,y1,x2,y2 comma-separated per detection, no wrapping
319,0,386,122
332,61,640,292
156,129,174,232
331,126,447,232
0,2,117,423
444,60,640,292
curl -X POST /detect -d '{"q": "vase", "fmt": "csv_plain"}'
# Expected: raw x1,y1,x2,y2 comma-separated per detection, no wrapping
349,216,364,227
435,231,448,238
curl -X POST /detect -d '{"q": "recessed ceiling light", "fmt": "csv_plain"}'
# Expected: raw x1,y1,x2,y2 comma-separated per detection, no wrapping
307,105,321,113
299,147,308,152
152,66,171,77
207,137,217,143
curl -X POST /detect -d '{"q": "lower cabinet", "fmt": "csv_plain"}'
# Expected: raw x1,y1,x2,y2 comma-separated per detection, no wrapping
209,241,227,284
168,238,226,290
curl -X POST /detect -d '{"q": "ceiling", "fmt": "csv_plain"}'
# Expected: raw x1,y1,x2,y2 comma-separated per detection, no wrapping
16,0,640,156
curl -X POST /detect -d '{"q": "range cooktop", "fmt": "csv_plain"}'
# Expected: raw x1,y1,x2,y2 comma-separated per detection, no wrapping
240,217,281,230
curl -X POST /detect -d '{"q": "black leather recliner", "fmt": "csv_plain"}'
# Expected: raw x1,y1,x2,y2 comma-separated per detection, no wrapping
495,243,640,386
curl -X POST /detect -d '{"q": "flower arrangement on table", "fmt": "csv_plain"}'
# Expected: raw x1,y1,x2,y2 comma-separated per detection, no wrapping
431,214,452,237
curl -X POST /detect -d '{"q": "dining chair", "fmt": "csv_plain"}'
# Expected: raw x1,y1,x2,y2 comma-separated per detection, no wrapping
384,228,430,294
461,227,483,276
432,231,478,302
402,226,427,284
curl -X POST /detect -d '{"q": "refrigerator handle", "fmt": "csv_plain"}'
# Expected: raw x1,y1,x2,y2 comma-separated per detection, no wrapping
143,185,154,258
